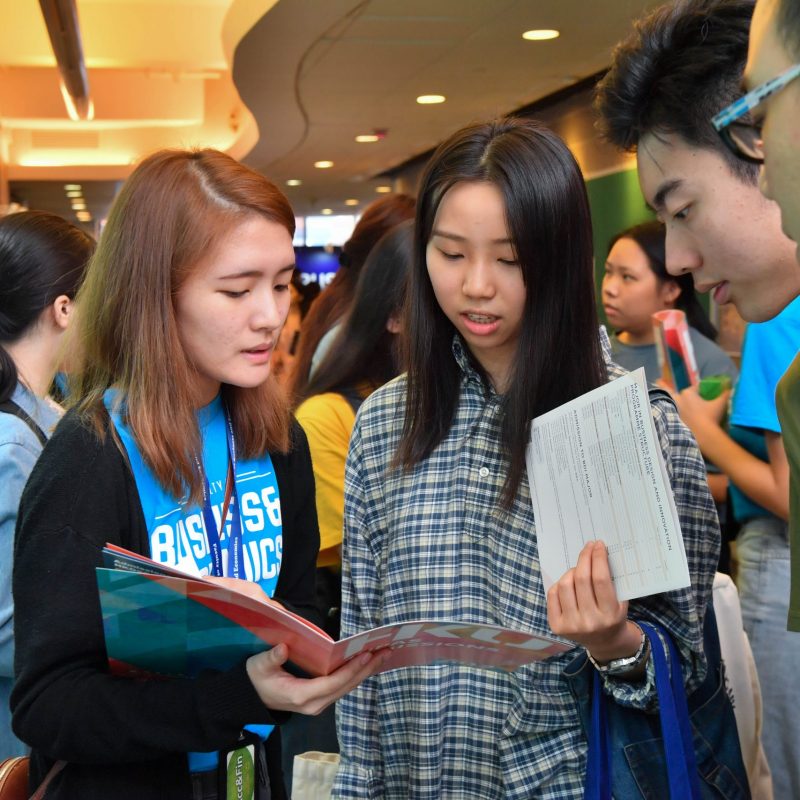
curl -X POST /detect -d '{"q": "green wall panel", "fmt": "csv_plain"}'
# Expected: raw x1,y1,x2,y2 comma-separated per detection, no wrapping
585,168,652,327
585,167,709,324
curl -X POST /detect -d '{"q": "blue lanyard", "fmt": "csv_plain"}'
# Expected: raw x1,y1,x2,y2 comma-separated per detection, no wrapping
196,407,244,579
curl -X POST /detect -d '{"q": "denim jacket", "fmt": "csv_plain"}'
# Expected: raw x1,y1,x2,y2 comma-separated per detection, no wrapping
0,383,61,757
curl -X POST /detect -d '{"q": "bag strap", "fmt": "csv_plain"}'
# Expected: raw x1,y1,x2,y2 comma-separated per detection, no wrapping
640,622,703,800
29,760,65,800
0,400,47,447
586,670,612,800
584,622,704,800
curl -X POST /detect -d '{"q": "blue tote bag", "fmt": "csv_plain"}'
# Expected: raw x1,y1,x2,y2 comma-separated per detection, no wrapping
564,604,750,799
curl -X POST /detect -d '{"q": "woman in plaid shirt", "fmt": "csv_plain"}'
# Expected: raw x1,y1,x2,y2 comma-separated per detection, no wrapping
332,118,719,799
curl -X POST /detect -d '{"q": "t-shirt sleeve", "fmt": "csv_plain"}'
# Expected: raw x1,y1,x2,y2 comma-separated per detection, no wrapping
730,309,800,433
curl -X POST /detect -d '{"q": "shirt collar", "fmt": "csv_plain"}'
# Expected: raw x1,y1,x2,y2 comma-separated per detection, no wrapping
450,335,490,391
11,382,63,434
451,326,613,387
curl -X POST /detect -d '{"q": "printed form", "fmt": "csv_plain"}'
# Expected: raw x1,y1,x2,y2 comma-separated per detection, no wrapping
526,368,690,601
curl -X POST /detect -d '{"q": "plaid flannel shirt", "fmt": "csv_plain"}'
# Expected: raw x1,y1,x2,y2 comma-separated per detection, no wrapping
332,332,719,799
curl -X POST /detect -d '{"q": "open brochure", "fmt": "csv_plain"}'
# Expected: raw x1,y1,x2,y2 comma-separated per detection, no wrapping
525,368,691,602
98,545,570,679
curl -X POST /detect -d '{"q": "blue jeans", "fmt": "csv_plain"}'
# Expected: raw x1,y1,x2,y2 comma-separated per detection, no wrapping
737,516,799,799
0,677,27,759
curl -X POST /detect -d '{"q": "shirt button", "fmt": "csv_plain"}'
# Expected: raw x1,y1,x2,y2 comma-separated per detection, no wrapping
479,467,489,478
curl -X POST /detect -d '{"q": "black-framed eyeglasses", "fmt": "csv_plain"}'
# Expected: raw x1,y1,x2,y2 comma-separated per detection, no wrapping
712,62,800,164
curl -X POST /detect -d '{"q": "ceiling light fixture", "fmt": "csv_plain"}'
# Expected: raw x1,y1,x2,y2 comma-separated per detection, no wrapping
71,200,87,210
64,184,82,191
416,95,446,105
375,186,392,193
344,199,359,206
321,208,333,215
66,190,83,198
522,29,560,41
314,160,334,169
286,179,302,186
355,134,380,143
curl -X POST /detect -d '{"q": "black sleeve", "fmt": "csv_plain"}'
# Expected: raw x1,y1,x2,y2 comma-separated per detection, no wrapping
271,419,322,627
11,412,284,764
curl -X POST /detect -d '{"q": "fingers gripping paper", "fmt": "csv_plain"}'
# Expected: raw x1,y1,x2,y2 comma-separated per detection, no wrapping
526,369,691,601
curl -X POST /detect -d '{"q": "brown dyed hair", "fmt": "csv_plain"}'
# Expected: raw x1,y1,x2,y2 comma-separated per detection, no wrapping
289,193,415,399
71,148,295,503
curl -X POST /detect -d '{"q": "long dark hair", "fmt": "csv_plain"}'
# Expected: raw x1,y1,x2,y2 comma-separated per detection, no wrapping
289,193,415,396
299,221,412,404
608,220,718,340
396,117,606,506
0,211,94,403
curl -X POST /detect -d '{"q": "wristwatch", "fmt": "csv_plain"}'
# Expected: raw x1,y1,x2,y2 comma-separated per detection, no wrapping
587,621,649,676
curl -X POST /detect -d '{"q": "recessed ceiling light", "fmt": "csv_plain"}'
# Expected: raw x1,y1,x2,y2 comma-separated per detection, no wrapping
314,160,334,169
321,208,333,215
76,211,92,222
344,198,359,206
66,190,83,198
375,186,392,193
286,179,302,187
522,29,560,40
416,94,446,105
71,201,87,210
355,134,380,143
64,183,81,191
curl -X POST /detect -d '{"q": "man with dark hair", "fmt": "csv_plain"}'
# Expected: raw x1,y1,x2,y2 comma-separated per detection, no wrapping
597,2,800,795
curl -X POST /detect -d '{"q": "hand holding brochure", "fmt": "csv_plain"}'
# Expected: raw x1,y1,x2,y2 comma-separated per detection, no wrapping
98,545,569,679
525,369,691,601
652,309,699,391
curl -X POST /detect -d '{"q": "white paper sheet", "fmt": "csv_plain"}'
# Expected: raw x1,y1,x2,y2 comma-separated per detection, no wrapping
526,368,690,601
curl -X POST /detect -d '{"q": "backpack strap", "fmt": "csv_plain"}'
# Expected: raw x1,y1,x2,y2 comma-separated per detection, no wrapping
0,400,47,447
338,387,364,416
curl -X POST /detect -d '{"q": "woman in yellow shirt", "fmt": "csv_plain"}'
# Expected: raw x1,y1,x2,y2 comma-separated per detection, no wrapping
296,221,412,583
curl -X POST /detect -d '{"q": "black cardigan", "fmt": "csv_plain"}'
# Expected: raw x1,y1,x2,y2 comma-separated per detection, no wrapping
11,409,320,799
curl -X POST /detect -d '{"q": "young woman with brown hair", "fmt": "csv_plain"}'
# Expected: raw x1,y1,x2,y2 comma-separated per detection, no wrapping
10,149,379,800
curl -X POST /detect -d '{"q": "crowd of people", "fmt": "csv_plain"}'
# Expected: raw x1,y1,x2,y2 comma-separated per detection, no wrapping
0,0,798,797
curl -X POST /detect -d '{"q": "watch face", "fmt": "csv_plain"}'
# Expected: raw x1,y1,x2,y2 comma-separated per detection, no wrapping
588,628,648,675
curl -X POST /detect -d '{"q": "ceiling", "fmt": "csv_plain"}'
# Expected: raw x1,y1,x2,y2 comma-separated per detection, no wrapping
1,0,661,229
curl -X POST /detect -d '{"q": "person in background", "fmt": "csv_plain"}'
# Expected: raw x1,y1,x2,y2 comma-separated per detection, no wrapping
10,149,380,800
603,219,738,542
289,193,415,397
595,0,799,794
296,220,412,596
603,220,737,386
0,211,94,758
280,221,412,788
271,273,319,387
333,117,719,798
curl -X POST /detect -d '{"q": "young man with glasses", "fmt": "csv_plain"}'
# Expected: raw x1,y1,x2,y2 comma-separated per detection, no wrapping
714,0,800,248
597,1,800,794
717,0,800,649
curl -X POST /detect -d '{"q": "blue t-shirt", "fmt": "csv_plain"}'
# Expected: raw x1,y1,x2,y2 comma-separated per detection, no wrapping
729,296,800,522
105,391,282,771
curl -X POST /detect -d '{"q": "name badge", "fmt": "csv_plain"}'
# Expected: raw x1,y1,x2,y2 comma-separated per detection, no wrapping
225,744,255,800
